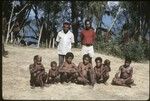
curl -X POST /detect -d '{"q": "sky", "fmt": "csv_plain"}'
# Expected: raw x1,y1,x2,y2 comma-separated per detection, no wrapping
107,1,119,8
101,14,113,29
101,1,120,30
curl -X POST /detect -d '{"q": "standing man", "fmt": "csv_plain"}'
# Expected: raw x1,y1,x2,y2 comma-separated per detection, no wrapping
56,22,74,67
80,19,96,62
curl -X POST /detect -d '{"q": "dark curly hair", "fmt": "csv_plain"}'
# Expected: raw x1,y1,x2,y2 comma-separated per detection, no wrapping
50,61,57,67
83,54,91,62
33,55,42,62
95,57,102,63
104,59,110,65
125,57,132,63
65,52,74,59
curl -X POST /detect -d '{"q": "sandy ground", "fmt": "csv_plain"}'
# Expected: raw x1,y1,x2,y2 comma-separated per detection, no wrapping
2,45,149,100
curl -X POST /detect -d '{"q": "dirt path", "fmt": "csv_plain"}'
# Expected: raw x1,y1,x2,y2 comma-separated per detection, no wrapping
2,45,149,100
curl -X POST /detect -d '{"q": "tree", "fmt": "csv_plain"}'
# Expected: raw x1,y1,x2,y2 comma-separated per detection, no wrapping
120,1,150,43
4,1,31,44
88,1,107,27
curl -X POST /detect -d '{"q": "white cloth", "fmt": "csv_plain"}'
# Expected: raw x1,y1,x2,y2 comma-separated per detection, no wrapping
81,45,94,58
56,30,74,55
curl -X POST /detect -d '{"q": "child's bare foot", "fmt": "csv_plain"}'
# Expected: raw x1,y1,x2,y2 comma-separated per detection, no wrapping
31,86,35,89
131,83,136,86
104,82,108,85
44,84,49,87
40,86,44,89
124,84,131,88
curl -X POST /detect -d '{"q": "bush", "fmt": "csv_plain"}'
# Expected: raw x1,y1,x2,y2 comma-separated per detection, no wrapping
143,43,150,60
95,38,148,62
95,30,149,62
121,41,145,62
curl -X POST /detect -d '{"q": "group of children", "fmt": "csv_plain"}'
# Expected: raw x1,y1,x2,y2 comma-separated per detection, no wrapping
29,52,135,89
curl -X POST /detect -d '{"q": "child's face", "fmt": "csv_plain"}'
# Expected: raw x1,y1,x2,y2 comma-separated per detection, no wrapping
66,57,73,64
51,64,57,70
96,60,102,67
107,62,110,66
124,61,131,67
83,57,90,65
35,58,42,65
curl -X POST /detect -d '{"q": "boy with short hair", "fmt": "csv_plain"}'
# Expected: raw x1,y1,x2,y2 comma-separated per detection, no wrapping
77,54,95,86
112,57,135,88
94,57,103,83
47,61,60,84
29,55,47,89
101,59,111,85
59,52,78,83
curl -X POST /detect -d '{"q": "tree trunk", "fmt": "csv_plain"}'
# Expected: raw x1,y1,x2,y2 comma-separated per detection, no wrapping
37,24,44,48
5,3,29,44
46,39,48,48
10,32,13,43
52,38,55,48
71,1,78,48
49,38,51,48
5,2,15,44
18,5,31,33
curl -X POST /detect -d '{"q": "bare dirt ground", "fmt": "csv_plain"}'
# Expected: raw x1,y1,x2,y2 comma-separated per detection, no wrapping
2,45,149,100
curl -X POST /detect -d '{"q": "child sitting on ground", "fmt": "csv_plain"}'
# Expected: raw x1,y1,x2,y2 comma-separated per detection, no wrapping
29,55,47,89
47,61,60,84
59,52,79,83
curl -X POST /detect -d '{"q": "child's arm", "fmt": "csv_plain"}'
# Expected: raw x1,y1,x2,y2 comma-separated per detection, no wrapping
48,69,51,76
115,66,122,78
88,64,93,69
36,65,45,75
70,63,78,73
29,64,38,74
101,65,106,75
108,66,111,72
106,65,111,72
124,67,133,82
77,63,84,77
58,63,65,73
59,66,70,73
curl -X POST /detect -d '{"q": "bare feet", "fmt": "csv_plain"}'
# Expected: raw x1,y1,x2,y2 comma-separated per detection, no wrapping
44,84,49,87
31,86,35,89
104,82,108,85
131,83,136,86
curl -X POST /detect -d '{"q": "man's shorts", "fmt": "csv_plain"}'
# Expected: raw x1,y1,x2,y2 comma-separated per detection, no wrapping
81,45,94,58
